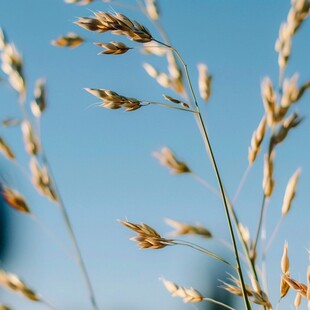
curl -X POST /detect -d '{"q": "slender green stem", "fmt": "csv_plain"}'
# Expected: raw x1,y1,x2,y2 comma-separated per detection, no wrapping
155,39,252,309
251,194,267,256
41,154,99,310
203,298,235,310
173,240,235,268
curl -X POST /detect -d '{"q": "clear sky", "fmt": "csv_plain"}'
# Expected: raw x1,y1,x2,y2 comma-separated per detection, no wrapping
0,1,309,309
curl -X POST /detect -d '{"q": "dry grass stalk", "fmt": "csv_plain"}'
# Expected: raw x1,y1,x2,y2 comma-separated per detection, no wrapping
275,0,310,69
0,305,11,310
282,168,301,217
221,275,272,309
85,88,142,112
262,152,275,197
197,64,212,102
30,157,58,202
21,121,40,155
2,186,31,213
248,115,267,164
165,218,212,238
0,269,40,301
119,220,172,249
52,32,84,48
261,77,276,126
161,278,204,303
95,41,131,55
153,147,191,174
145,0,160,20
75,11,153,43
31,79,46,118
0,136,15,160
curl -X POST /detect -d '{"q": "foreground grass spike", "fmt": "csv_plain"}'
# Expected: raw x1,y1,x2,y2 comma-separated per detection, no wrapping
31,79,46,118
51,32,84,48
165,218,212,238
21,121,40,155
282,168,301,217
161,278,204,303
75,11,153,43
280,242,290,298
153,147,191,174
85,88,142,112
261,77,276,127
119,220,173,249
2,186,31,214
0,305,11,310
143,63,171,88
197,64,212,102
0,136,15,160
0,269,40,301
30,157,58,202
95,42,131,55
248,115,267,164
263,152,275,197
221,275,272,309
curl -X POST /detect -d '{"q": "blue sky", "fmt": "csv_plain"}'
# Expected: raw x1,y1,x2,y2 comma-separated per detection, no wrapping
0,1,309,309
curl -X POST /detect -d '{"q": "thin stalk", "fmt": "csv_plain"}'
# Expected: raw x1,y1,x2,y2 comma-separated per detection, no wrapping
173,240,235,268
264,217,283,254
191,172,221,198
17,94,99,310
251,194,267,256
232,165,251,205
155,39,251,309
41,154,99,310
203,297,235,310
144,101,197,113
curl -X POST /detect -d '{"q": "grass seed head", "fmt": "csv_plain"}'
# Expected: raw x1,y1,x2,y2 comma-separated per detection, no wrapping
52,32,84,48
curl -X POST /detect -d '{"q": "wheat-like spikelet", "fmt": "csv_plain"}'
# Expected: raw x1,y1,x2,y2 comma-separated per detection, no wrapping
162,95,189,108
21,121,40,155
2,118,20,127
31,79,46,118
165,218,212,238
119,220,173,249
221,275,272,309
270,112,303,148
0,269,40,301
145,0,160,20
262,152,275,197
294,292,302,309
166,51,184,94
1,186,30,214
275,0,310,69
85,88,142,111
248,115,267,164
161,278,204,303
52,32,84,48
197,63,212,102
261,77,276,127
153,147,191,174
30,157,58,202
238,223,251,249
95,41,131,55
282,275,307,298
0,136,15,160
75,11,153,43
0,41,25,100
282,168,301,217
142,42,166,56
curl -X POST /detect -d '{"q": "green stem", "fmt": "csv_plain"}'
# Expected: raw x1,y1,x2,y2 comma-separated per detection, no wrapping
251,194,267,257
155,39,252,310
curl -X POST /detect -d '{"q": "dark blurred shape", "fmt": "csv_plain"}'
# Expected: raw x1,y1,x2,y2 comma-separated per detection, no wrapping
0,179,10,260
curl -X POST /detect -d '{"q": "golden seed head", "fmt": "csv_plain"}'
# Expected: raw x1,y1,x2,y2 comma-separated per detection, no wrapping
2,186,30,214
145,0,160,20
197,63,212,102
51,32,84,48
31,78,46,117
153,147,191,174
281,241,290,274
0,137,15,160
95,41,131,55
21,121,40,155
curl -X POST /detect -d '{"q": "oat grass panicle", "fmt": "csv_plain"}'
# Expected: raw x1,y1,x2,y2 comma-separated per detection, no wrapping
0,0,310,309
